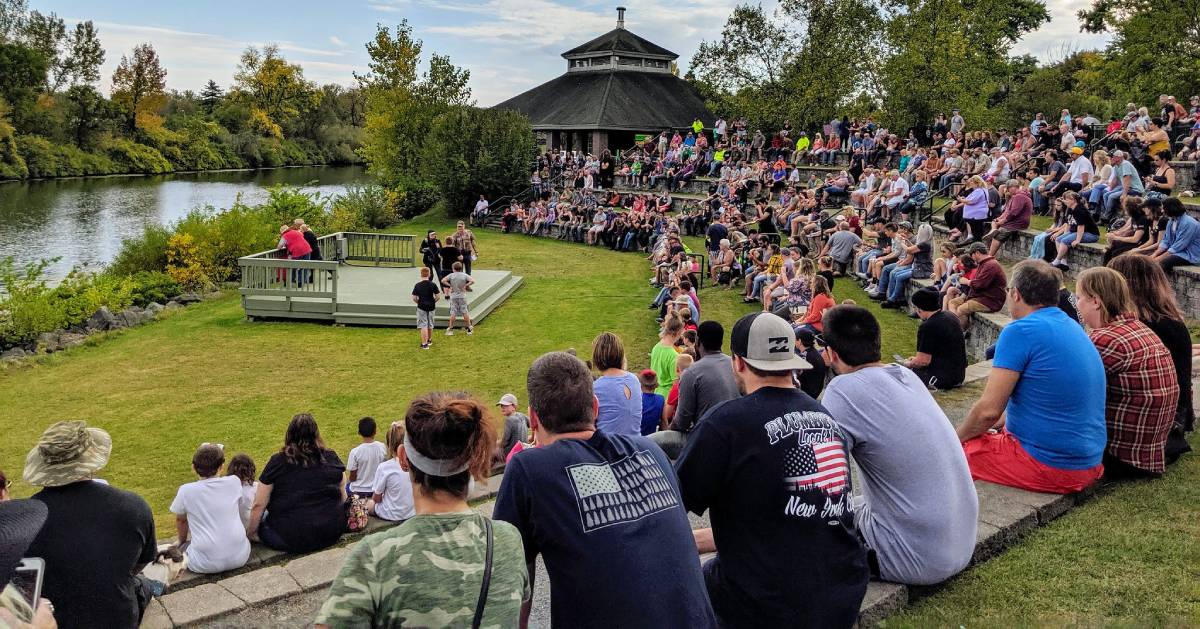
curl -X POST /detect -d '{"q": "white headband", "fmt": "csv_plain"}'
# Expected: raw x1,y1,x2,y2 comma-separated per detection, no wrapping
403,435,469,477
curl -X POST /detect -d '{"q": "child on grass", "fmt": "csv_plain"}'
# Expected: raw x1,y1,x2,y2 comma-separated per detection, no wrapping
369,421,416,522
411,267,440,349
346,417,388,500
441,261,475,336
169,443,251,574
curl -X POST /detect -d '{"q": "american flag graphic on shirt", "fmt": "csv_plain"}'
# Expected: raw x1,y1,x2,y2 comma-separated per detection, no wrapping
783,439,848,496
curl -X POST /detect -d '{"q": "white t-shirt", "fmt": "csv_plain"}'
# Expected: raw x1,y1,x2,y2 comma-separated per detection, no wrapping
886,178,910,206
1066,156,1095,184
238,481,257,528
169,476,252,574
347,441,388,494
370,459,415,522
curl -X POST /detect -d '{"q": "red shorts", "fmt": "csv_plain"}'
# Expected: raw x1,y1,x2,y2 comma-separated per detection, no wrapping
963,431,1103,494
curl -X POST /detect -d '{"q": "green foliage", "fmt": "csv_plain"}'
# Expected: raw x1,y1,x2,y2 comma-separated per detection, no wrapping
389,178,440,220
422,106,531,217
0,256,134,345
101,137,171,174
109,224,172,276
1078,0,1200,107
126,271,181,307
332,183,393,229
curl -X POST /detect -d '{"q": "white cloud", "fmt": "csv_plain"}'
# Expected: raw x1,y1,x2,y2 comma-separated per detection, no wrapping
1010,0,1111,60
329,35,347,47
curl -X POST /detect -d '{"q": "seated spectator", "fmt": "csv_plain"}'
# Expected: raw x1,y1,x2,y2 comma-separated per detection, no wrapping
1101,151,1144,224
495,352,716,628
820,305,978,585
247,414,347,553
651,315,685,398
169,444,251,574
591,332,643,436
25,421,157,628
226,454,257,528
676,313,867,627
1103,197,1154,263
947,242,1007,330
639,369,666,436
794,329,827,399
1150,198,1200,273
651,321,740,459
1142,150,1176,201
1075,268,1179,478
795,276,835,334
905,287,967,390
1050,190,1101,271
495,393,530,463
367,421,415,522
0,499,55,627
957,260,1107,494
879,223,935,308
984,179,1033,257
346,417,387,500
1108,255,1194,460
316,393,529,628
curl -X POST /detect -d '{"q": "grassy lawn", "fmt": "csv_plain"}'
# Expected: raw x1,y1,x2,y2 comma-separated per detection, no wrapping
0,217,916,531
888,430,1200,627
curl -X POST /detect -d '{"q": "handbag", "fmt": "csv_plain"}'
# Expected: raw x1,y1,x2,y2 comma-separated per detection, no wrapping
346,494,369,532
472,517,495,629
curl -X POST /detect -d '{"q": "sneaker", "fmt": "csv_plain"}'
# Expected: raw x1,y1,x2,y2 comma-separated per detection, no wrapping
466,327,474,336
445,329,454,336
420,343,430,350
880,300,901,309
870,292,885,301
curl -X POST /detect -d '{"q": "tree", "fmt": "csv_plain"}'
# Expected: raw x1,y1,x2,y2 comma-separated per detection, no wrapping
199,79,223,114
232,45,318,137
18,9,62,89
422,107,532,216
1078,0,1200,106
60,21,104,88
0,41,47,129
111,43,167,133
63,84,107,147
0,0,27,43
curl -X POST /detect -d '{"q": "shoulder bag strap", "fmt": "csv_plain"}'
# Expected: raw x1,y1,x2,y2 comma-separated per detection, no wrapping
471,517,494,629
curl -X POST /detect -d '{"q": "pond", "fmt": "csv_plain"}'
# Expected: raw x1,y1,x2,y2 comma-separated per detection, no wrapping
0,166,371,279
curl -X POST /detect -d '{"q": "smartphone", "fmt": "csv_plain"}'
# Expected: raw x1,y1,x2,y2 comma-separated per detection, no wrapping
893,354,905,363
11,557,44,608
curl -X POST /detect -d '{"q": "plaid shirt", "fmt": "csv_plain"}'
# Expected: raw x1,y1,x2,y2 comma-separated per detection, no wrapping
1089,314,1180,474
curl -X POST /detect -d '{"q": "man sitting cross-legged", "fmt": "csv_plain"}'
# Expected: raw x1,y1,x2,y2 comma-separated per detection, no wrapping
675,312,868,628
494,352,716,629
820,305,979,585
957,260,1107,494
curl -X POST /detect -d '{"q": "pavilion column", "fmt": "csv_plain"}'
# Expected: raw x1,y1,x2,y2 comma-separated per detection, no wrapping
591,130,608,154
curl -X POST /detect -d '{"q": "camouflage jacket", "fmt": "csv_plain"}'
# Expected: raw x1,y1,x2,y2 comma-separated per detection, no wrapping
316,512,529,628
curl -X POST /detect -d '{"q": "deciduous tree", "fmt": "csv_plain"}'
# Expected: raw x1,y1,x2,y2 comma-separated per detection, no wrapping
111,43,167,133
232,45,318,137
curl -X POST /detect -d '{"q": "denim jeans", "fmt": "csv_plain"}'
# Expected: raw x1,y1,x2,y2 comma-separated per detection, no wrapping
886,265,914,302
1102,185,1126,218
751,273,775,299
1087,183,1108,208
858,250,881,275
876,262,897,294
1056,231,1100,246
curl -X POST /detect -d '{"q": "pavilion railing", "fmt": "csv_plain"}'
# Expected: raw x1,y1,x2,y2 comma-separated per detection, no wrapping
237,254,339,300
343,232,416,266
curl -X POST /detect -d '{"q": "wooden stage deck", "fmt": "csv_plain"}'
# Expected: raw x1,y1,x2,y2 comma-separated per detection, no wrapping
241,265,524,327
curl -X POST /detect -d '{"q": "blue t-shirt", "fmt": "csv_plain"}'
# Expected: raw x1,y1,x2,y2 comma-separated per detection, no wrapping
494,431,716,629
992,307,1107,470
641,392,665,435
593,372,643,436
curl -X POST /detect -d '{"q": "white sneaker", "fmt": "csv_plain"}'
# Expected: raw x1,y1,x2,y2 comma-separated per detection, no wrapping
445,329,454,336
466,327,474,336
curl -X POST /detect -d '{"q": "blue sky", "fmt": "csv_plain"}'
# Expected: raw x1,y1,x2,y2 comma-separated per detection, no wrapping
32,0,1109,107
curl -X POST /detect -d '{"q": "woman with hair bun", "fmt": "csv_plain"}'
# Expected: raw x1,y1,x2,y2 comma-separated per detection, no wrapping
316,393,529,628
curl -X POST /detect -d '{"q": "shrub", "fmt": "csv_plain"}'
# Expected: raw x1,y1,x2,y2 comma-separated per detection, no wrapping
334,184,392,228
127,271,181,306
110,224,172,276
389,179,440,220
260,185,331,232
102,138,172,174
0,257,137,346
165,233,210,290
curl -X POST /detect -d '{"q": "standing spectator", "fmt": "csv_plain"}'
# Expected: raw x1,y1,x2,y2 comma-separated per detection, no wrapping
1109,255,1194,457
300,221,322,261
957,261,1107,493
947,242,1007,330
0,499,56,627
1076,268,1179,478
169,444,251,574
661,354,694,428
454,221,479,275
495,394,530,464
441,262,475,336
281,223,313,286
419,230,441,280
591,332,643,436
820,306,978,585
905,288,967,389
676,313,867,627
950,108,965,134
367,421,415,522
346,417,388,500
438,235,462,281
1150,198,1200,273
651,315,685,397
247,414,346,553
494,352,717,628
411,267,439,350
676,312,864,624
820,222,862,275
650,321,739,459
24,421,157,628
984,179,1034,257
316,393,530,628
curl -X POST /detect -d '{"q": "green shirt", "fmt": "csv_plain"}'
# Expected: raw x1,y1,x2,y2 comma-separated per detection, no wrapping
651,342,679,398
315,512,529,628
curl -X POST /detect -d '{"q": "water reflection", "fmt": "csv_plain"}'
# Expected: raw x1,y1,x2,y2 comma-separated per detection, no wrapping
0,166,369,279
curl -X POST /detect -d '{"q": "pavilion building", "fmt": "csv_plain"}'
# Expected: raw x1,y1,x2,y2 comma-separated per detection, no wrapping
493,7,714,155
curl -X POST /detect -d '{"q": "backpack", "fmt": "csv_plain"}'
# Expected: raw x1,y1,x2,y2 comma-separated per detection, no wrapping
346,494,370,532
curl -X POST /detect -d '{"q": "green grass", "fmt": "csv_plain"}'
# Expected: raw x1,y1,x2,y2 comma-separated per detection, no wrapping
887,431,1200,627
0,217,915,531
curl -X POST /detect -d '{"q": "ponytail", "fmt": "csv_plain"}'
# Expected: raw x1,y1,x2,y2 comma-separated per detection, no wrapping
404,392,497,498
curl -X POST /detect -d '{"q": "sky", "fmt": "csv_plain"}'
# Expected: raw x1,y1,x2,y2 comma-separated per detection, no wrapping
32,0,1111,108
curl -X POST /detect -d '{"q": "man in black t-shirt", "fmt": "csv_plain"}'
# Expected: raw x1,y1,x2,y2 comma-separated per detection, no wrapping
410,267,440,349
24,421,157,629
904,288,967,389
795,328,828,399
437,236,462,286
676,313,868,628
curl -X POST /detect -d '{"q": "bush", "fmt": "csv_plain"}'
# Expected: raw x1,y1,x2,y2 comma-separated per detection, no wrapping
175,204,278,282
102,138,172,174
334,184,392,228
110,224,172,276
165,233,210,290
126,271,181,306
0,257,136,346
389,179,440,220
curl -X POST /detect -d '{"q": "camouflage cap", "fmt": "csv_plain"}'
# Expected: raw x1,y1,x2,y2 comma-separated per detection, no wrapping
24,420,112,487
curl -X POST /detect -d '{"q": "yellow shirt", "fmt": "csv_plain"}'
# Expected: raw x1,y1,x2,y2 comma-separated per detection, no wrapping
766,254,784,276
796,137,811,151
692,120,704,134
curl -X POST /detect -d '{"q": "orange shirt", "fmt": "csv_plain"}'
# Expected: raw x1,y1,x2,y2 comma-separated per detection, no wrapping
802,293,836,329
